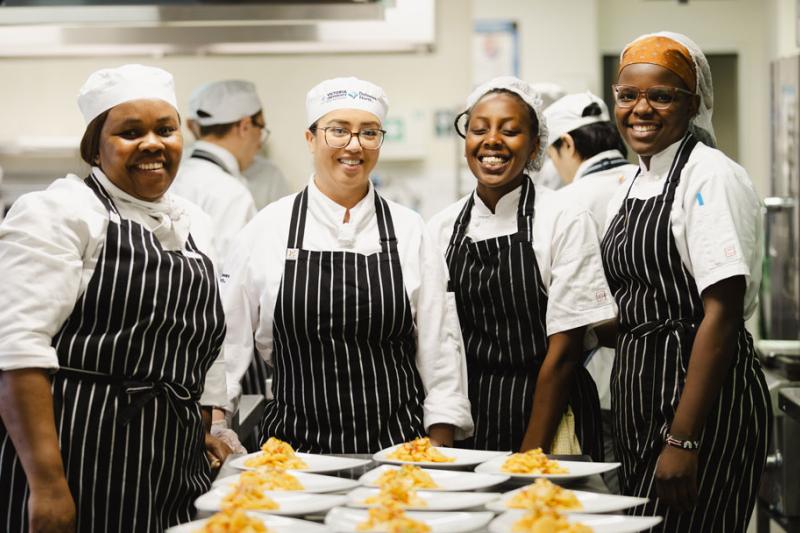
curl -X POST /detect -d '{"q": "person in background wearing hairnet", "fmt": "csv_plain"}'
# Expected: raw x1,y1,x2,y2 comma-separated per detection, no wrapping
600,32,771,531
220,77,473,453
172,79,259,261
0,64,230,532
529,82,566,191
428,76,615,455
543,91,637,493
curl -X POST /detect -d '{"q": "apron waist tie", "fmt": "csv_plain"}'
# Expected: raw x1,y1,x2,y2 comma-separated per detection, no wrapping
621,318,698,337
56,366,196,427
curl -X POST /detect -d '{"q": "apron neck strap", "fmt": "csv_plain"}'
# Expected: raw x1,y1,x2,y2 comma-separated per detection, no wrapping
621,133,698,204
190,149,235,176
84,173,121,216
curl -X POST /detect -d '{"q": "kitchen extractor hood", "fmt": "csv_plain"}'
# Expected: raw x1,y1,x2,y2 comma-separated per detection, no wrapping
0,0,435,56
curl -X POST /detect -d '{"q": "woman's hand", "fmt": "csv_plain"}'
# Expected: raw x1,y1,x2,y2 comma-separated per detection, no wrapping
28,477,76,533
654,445,698,512
205,431,233,470
428,424,455,447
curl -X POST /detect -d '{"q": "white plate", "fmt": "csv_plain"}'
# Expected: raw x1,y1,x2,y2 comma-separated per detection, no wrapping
325,506,494,533
475,456,620,481
359,465,509,492
195,487,348,516
373,445,509,469
230,452,372,473
485,485,648,513
346,487,500,511
489,511,662,533
166,512,328,533
213,471,360,493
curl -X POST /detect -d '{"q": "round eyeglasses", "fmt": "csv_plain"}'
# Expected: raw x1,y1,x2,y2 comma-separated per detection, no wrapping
612,84,694,110
314,126,386,150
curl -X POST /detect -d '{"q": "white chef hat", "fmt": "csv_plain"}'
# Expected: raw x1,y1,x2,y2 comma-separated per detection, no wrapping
465,76,549,172
543,92,609,147
620,31,716,147
187,80,263,126
78,64,178,125
305,77,389,127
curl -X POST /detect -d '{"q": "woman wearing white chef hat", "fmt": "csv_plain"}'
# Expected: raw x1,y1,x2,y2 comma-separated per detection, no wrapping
427,76,615,455
601,32,770,530
220,76,473,453
0,64,230,532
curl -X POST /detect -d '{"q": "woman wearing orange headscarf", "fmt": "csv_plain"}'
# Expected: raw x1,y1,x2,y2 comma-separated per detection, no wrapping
600,32,771,531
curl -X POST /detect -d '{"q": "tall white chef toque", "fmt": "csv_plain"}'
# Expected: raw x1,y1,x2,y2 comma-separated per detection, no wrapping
187,80,263,126
78,64,189,252
543,92,609,147
305,77,389,127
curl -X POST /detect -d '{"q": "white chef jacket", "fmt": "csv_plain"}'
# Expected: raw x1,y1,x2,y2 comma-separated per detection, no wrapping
557,150,637,410
172,140,258,261
427,179,618,337
605,138,762,319
221,177,474,439
0,169,227,407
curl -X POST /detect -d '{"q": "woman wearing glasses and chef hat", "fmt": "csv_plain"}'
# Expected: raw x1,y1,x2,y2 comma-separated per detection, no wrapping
428,76,616,456
0,64,230,531
221,77,473,453
601,32,771,531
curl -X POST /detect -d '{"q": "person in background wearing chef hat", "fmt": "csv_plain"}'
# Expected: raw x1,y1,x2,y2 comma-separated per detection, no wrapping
0,64,231,532
428,76,615,455
220,76,473,453
529,82,566,191
543,91,637,493
599,32,770,530
171,79,260,261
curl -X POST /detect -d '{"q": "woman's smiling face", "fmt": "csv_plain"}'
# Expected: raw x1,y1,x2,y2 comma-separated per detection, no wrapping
464,91,539,194
97,98,182,201
615,63,699,160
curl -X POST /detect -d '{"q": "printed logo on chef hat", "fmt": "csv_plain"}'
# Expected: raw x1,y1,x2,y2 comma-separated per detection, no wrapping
306,77,388,127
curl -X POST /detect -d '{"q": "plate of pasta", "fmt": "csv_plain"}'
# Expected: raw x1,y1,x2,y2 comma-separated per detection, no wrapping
166,509,328,533
359,464,509,492
213,469,360,493
485,479,648,514
229,437,372,474
475,449,620,481
373,438,509,469
325,505,495,533
194,486,348,516
488,510,663,533
347,487,500,511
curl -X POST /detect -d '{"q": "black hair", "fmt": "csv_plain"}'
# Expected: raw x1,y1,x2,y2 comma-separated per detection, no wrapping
79,110,110,165
454,89,539,139
551,102,627,159
198,110,262,138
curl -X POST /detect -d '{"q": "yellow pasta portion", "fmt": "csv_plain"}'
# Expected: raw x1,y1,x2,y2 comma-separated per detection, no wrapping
364,478,427,508
501,448,568,475
386,437,455,463
244,437,309,470
237,469,304,491
222,481,279,512
375,465,438,490
196,508,270,533
512,506,592,533
356,500,431,533
507,479,582,511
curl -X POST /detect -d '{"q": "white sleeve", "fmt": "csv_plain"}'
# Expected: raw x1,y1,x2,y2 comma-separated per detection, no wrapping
545,206,617,335
682,169,758,294
414,224,474,439
199,353,228,408
219,234,263,409
0,191,92,370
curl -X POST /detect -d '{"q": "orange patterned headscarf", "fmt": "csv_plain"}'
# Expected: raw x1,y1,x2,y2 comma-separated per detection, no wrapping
619,35,697,92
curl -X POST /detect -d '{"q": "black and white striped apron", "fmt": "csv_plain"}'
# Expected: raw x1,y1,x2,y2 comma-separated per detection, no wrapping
601,135,771,532
259,187,426,453
446,176,603,455
0,174,227,532
190,148,272,400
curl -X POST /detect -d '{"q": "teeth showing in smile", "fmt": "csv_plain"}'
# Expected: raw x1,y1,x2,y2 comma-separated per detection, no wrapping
480,156,507,164
340,159,362,165
632,124,659,132
136,162,164,171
